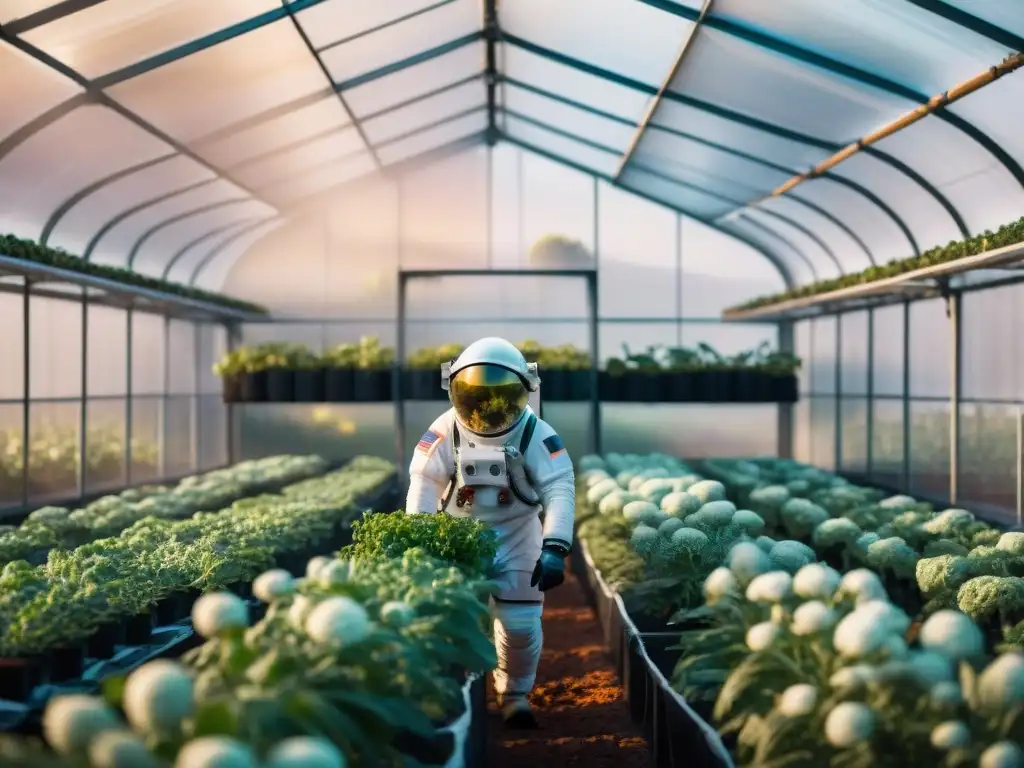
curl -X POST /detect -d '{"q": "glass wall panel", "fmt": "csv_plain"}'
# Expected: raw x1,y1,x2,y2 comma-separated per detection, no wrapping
131,312,166,395
168,321,197,395
959,402,1016,524
131,397,162,483
198,396,227,470
28,401,80,502
87,305,128,396
909,399,949,500
810,397,836,471
679,323,777,357
85,398,126,493
909,299,950,398
962,284,1024,401
0,403,24,509
0,290,25,401
603,404,777,458
793,399,811,463
872,304,904,396
29,294,83,400
163,396,194,477
871,398,904,490
810,317,836,395
794,320,812,395
839,311,869,395
840,397,868,476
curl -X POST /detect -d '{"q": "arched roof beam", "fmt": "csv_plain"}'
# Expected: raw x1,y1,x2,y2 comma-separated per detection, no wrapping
901,0,1024,51
638,0,1016,225
161,218,266,280
126,198,252,270
503,36,923,256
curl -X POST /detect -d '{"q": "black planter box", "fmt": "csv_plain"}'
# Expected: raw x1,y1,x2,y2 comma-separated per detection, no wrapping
404,368,443,401
353,369,393,402
49,645,86,683
123,611,154,646
771,374,798,403
623,371,665,402
265,369,295,402
662,372,694,403
239,371,268,403
294,369,326,402
540,369,569,401
221,374,243,404
599,371,626,401
565,369,593,401
87,621,126,659
324,368,355,402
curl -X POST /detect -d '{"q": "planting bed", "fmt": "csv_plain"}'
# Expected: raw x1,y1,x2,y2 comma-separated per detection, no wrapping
486,558,648,766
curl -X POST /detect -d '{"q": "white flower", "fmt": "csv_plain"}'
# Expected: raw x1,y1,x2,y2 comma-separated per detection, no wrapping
829,665,876,689
793,563,842,600
728,542,772,585
305,556,331,579
824,702,876,747
745,572,793,603
264,736,347,768
731,509,766,536
191,592,249,639
792,601,837,635
856,600,912,635
977,652,1024,712
981,742,1024,768
746,621,779,651
252,569,295,603
908,651,956,687
42,695,120,756
380,601,416,628
833,608,892,658
930,681,963,707
778,684,818,717
122,660,194,734
89,730,161,768
919,610,984,661
174,737,257,768
838,569,888,602
288,594,315,628
930,721,970,750
305,596,372,646
703,567,739,600
319,560,352,586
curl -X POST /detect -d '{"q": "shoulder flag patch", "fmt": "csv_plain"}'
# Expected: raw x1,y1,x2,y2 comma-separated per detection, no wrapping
542,434,565,458
416,430,442,455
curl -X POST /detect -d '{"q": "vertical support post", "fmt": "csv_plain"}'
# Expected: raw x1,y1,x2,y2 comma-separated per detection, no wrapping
901,301,911,491
834,314,843,472
865,309,875,478
395,273,408,481
21,281,30,508
78,291,88,498
225,322,241,465
191,322,202,472
125,309,133,485
483,0,499,146
1017,407,1023,528
587,270,601,456
158,316,170,478
675,214,683,347
948,291,962,505
777,321,794,459
486,146,494,268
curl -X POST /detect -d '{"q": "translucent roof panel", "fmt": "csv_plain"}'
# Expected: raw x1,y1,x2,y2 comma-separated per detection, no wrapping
192,219,285,290
502,44,653,125
302,0,479,85
193,94,349,169
754,196,874,272
618,166,733,220
501,0,692,88
361,78,486,145
163,218,273,286
340,42,484,116
375,110,486,165
0,104,174,241
931,0,1024,39
0,38,83,140
18,0,279,80
229,126,366,190
503,115,619,178
105,18,341,144
721,216,816,284
259,152,378,208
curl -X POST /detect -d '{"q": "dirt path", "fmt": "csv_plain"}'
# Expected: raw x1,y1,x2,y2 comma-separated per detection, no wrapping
485,559,649,766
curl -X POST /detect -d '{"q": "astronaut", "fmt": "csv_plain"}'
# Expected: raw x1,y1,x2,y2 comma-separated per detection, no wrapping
405,337,576,728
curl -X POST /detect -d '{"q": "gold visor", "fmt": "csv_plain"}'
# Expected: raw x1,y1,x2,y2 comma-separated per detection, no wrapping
449,364,528,436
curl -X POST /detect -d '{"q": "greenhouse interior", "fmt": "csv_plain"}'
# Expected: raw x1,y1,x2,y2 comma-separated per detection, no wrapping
2,1,1024,766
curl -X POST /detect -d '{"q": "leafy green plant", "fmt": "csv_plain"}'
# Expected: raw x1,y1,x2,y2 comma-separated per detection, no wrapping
727,214,1024,313
341,511,498,579
0,233,266,315
405,343,465,370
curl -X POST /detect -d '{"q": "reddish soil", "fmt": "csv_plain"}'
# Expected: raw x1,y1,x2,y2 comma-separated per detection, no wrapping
485,561,649,766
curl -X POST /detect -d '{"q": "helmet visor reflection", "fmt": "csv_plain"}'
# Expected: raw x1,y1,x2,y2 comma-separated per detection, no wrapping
449,364,528,436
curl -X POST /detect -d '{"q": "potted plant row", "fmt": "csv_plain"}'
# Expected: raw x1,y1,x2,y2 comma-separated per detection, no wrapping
726,213,1024,314
600,341,800,403
215,337,395,404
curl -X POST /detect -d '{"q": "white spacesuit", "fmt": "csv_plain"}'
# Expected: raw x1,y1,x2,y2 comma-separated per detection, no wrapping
405,337,576,728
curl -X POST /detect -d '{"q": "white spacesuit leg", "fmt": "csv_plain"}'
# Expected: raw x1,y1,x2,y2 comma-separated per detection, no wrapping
490,571,544,707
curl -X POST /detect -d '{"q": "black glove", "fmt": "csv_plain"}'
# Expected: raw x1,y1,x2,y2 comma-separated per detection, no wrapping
530,540,570,592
